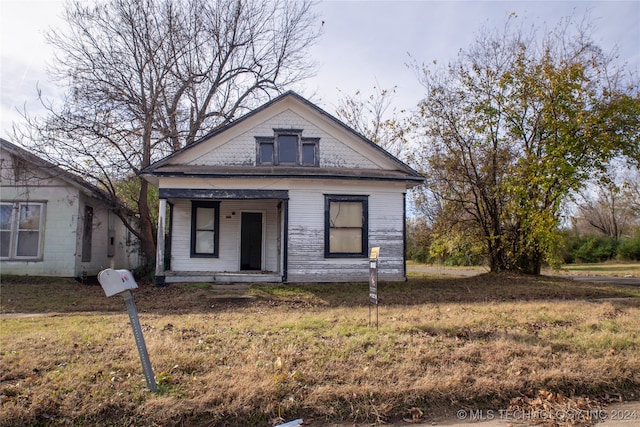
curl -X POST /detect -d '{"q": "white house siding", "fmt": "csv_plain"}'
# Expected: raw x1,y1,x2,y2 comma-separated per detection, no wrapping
112,215,140,271
286,180,407,283
0,182,79,276
169,199,281,273
189,109,382,169
144,93,423,284
1,146,140,277
77,194,140,276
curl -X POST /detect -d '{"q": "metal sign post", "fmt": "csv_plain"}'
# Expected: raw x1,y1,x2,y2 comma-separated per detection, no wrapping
369,247,380,329
121,290,157,393
98,269,158,393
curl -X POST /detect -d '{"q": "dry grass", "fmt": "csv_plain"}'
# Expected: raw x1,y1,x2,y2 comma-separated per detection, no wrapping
1,273,639,426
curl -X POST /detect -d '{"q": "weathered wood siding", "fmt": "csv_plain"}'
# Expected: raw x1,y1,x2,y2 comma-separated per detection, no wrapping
149,93,420,283
169,199,281,273
287,180,406,283
0,156,138,276
159,176,407,282
188,110,381,169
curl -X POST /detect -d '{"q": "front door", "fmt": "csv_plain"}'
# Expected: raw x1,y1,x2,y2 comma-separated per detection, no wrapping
241,212,262,270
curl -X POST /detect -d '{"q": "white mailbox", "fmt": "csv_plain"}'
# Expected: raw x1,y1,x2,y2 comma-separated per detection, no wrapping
97,268,138,297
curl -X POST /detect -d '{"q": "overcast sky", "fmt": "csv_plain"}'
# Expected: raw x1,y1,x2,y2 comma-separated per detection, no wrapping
1,0,639,140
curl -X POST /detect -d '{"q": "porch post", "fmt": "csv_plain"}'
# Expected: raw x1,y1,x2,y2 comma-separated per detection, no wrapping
155,198,167,286
403,192,407,281
283,198,288,282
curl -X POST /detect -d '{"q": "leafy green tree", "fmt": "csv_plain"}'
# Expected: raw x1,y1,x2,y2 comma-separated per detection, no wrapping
15,0,322,266
414,17,640,274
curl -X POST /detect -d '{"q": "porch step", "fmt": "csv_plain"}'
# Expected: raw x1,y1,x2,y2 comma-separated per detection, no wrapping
163,271,282,284
207,284,250,291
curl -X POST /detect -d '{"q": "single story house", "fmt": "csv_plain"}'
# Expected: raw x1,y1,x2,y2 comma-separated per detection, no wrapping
141,91,424,285
0,138,141,278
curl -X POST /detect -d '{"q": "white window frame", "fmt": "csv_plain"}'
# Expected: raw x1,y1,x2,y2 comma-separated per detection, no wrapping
0,201,46,260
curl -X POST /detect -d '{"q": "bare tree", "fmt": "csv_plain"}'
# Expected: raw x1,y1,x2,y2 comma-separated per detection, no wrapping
335,85,409,157
575,165,640,239
14,0,322,267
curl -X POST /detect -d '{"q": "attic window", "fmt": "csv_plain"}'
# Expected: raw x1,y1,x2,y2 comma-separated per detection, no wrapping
256,130,318,166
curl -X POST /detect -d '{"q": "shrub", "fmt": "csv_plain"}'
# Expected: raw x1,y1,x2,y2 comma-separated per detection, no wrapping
573,235,617,263
617,232,640,261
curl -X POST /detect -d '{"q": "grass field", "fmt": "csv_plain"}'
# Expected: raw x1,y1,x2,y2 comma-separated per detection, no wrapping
407,260,640,278
1,272,640,426
553,262,640,277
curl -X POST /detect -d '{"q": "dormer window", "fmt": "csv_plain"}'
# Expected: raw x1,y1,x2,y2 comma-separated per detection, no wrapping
256,129,319,166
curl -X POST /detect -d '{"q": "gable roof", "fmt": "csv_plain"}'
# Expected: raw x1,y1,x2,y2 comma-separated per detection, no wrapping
0,137,113,203
142,91,424,185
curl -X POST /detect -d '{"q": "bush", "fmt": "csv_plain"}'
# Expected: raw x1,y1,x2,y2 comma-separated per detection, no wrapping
617,232,640,261
573,235,617,263
407,246,432,264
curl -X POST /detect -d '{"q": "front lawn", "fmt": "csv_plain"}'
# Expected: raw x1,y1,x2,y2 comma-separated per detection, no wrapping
1,273,639,426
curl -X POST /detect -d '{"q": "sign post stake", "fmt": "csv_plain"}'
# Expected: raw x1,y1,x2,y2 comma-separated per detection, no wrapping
369,247,380,329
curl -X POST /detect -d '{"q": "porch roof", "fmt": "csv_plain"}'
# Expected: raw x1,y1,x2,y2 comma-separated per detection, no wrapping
145,165,424,187
159,188,288,200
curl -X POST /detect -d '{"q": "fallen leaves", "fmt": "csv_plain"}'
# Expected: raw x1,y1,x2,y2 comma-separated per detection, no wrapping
508,389,604,426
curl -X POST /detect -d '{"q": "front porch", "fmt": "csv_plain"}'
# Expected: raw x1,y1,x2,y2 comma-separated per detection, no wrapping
154,189,289,286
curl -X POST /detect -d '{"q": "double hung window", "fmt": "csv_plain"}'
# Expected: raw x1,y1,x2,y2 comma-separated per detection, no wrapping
0,202,45,260
190,201,220,257
324,195,368,258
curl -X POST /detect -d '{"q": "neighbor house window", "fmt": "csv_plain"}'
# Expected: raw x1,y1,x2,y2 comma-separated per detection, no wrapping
190,201,220,257
324,195,368,257
256,130,319,166
0,202,45,260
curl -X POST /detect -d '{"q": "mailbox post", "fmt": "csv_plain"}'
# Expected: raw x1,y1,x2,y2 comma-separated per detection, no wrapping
97,269,157,393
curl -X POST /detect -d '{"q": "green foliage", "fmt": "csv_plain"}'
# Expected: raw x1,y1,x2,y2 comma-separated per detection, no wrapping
573,235,618,263
406,218,435,264
406,245,432,264
412,16,640,275
429,231,485,266
560,231,640,263
617,232,640,261
113,175,159,224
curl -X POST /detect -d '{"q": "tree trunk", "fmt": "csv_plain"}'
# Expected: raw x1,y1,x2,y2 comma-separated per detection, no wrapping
137,178,157,272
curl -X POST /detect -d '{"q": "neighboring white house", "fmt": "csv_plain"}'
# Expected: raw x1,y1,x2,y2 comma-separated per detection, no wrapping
142,91,424,285
0,138,141,278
